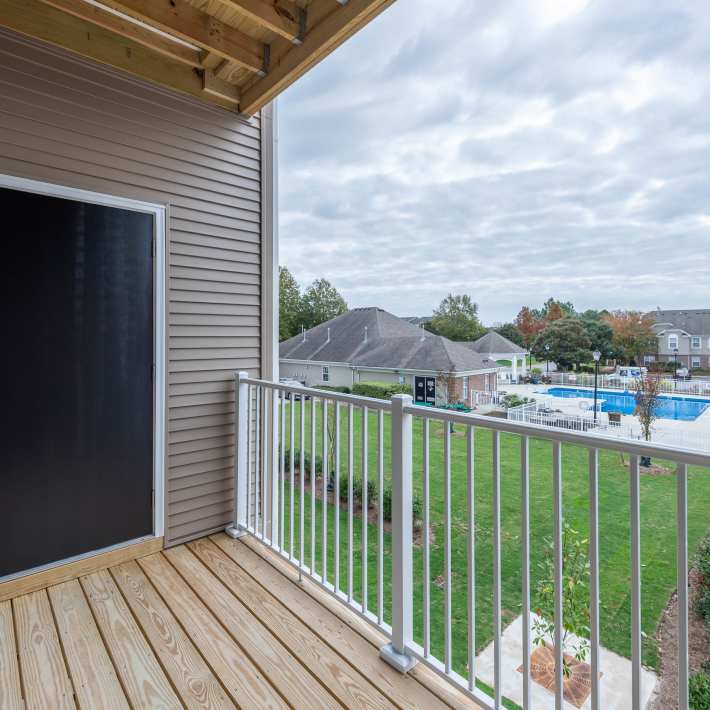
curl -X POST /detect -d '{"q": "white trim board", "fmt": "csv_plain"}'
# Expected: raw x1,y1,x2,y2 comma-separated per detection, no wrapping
0,173,167,548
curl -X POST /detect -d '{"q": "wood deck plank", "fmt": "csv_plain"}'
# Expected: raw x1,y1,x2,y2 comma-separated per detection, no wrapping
111,560,236,710
137,552,289,709
184,538,397,710
216,533,477,710
48,580,129,710
80,569,182,709
12,589,76,710
0,600,24,710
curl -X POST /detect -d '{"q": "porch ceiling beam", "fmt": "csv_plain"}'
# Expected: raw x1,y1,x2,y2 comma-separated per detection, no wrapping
238,0,394,115
213,0,301,43
39,0,202,67
0,0,239,109
98,0,267,74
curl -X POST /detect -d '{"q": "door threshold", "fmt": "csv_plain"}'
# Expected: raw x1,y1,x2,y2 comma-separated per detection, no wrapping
0,536,163,602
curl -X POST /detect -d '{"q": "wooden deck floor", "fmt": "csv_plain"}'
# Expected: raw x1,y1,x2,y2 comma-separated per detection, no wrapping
0,533,480,709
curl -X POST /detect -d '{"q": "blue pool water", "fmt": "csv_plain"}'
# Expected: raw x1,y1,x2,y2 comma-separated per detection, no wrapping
544,387,710,421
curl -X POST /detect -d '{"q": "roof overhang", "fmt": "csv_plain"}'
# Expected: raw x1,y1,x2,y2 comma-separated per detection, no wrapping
281,358,501,376
0,0,395,114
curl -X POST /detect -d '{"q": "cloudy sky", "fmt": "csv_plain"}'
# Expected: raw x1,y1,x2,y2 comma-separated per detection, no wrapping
277,0,710,325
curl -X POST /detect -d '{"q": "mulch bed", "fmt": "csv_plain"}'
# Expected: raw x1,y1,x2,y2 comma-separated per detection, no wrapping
649,567,710,709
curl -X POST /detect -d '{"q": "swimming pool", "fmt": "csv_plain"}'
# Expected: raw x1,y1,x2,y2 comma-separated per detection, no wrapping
544,387,710,421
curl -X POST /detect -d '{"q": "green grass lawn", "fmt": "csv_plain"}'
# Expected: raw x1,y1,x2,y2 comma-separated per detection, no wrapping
277,400,710,687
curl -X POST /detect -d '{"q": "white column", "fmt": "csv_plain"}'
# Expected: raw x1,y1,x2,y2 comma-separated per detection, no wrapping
521,353,528,376
512,355,518,380
380,394,417,673
226,371,249,538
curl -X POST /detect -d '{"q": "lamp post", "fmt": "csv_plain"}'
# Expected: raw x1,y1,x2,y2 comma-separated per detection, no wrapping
673,347,679,378
592,350,601,424
545,344,550,376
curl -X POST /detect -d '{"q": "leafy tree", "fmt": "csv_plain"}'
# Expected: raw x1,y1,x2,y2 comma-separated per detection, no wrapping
580,317,614,359
495,322,525,347
426,294,486,342
514,306,545,347
299,278,348,330
532,297,576,322
531,317,592,370
602,310,656,364
279,266,302,341
634,375,663,466
533,523,591,677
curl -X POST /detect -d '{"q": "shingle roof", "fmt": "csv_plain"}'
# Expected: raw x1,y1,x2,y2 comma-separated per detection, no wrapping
280,308,497,373
467,330,527,354
653,309,710,335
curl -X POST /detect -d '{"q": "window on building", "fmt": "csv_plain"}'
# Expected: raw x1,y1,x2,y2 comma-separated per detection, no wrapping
644,355,655,364
668,334,679,350
462,376,469,400
322,366,329,382
691,336,701,349
692,357,701,369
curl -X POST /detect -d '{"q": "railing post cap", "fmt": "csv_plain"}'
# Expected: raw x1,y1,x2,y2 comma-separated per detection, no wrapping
391,393,413,403
237,370,249,380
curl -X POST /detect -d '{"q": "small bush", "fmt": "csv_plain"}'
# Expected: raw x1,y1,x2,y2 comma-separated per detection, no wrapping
501,394,535,410
690,669,710,710
284,448,324,475
352,381,413,400
334,471,377,505
319,385,351,394
381,487,423,525
696,537,710,581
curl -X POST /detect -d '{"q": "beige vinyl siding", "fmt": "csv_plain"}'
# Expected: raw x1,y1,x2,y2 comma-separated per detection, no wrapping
0,28,263,547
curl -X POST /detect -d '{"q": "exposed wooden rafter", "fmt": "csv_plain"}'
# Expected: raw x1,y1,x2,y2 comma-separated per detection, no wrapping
212,0,302,43
99,0,267,74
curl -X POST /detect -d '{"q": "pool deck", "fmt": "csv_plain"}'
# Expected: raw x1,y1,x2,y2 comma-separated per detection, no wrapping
499,384,710,451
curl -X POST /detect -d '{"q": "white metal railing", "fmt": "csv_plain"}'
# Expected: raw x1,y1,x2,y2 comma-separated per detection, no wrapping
227,373,710,710
549,371,710,396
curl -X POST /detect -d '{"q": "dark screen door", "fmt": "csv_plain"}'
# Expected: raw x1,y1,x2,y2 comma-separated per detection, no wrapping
0,186,155,577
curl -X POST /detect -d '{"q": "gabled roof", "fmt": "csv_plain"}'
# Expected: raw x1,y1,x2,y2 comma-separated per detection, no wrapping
652,309,710,336
468,330,527,355
280,308,497,373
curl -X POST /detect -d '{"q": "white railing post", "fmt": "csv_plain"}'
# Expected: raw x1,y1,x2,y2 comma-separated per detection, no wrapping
226,371,249,538
380,393,417,673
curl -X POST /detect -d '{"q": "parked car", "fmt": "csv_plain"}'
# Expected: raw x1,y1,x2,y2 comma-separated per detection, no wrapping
279,378,309,400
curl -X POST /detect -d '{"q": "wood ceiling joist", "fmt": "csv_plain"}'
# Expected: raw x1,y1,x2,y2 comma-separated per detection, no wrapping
239,0,395,115
99,0,267,74
213,0,301,43
0,0,239,109
39,0,202,67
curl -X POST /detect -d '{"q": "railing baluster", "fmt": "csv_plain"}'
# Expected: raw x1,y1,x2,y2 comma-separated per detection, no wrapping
299,397,305,579
247,384,253,529
467,425,476,691
589,448,600,710
311,396,316,575
677,462,689,710
270,388,279,546
348,403,354,602
553,440,563,709
262,386,269,541
423,417,431,657
289,391,295,558
377,409,384,625
255,386,261,535
521,435,530,708
280,390,286,550
630,453,641,710
444,421,452,674
322,398,328,584
362,405,369,613
493,430,502,706
334,402,341,593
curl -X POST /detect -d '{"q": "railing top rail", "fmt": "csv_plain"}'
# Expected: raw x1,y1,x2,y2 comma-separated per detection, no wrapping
404,403,710,467
242,377,393,411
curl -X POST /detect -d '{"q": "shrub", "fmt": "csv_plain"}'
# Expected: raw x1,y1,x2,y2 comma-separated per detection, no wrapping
335,471,377,505
381,487,423,525
283,448,324,476
695,537,710,630
690,669,710,710
501,394,535,410
352,381,413,400
319,385,351,394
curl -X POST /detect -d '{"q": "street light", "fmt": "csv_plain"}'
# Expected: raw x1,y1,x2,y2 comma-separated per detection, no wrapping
673,347,679,378
592,350,601,424
545,343,551,376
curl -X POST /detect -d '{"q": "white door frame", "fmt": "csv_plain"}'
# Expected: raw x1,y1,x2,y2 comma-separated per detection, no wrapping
0,173,166,580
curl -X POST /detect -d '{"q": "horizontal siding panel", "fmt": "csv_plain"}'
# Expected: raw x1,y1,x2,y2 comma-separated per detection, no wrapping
0,30,262,547
168,469,233,494
169,424,235,444
169,413,236,432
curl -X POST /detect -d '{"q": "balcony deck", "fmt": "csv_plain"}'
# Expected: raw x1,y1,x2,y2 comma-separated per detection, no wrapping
0,533,478,710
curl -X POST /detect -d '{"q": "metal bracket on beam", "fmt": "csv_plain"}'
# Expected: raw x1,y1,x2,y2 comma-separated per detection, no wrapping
261,44,271,76
295,7,307,45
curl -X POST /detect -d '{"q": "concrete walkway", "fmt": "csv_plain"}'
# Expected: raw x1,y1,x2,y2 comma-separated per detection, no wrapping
475,614,658,709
